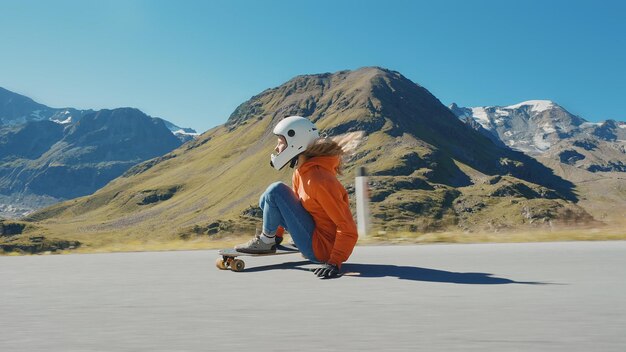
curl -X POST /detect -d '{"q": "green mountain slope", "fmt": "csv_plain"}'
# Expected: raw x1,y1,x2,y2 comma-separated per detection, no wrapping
22,67,591,248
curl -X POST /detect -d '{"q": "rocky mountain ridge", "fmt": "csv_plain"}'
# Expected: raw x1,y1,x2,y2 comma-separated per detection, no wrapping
0,108,182,200
0,86,198,141
450,101,626,172
0,86,197,217
0,86,201,218
0,87,92,126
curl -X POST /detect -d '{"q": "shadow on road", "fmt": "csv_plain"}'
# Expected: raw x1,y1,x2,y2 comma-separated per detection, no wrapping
341,263,547,285
242,261,313,273
241,261,548,285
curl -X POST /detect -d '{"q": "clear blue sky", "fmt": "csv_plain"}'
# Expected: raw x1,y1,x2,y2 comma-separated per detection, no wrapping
1,0,624,132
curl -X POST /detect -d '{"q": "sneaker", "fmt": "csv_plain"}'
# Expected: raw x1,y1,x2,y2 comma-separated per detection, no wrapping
235,235,276,254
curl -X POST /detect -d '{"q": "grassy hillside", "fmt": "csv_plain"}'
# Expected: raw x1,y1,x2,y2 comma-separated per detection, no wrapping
7,67,602,253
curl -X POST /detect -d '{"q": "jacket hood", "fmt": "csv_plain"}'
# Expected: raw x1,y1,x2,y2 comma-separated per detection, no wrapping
298,155,341,175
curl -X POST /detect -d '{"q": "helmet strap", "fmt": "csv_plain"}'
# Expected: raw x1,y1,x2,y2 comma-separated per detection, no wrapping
289,157,298,169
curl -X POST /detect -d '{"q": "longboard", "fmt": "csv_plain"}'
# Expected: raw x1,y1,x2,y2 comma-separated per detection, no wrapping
216,244,299,272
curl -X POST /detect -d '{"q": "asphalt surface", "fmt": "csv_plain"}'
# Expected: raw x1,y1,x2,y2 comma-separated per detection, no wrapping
2,241,626,351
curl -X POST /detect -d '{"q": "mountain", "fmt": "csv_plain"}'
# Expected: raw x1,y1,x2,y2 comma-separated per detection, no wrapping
160,119,199,143
0,87,199,218
0,86,198,140
0,108,183,218
450,101,626,172
0,108,182,197
0,87,91,125
17,67,594,251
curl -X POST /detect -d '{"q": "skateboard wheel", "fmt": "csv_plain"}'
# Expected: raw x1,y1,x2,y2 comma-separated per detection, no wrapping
231,259,245,272
215,258,227,270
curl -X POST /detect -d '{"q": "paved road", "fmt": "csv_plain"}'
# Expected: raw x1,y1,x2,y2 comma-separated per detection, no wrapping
2,241,626,351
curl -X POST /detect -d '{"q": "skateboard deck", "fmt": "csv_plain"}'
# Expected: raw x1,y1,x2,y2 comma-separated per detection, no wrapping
216,244,299,272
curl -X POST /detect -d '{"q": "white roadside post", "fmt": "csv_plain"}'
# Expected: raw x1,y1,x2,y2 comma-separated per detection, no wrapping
355,166,371,238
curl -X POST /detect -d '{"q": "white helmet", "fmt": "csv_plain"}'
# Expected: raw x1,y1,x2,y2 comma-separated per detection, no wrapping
270,116,320,170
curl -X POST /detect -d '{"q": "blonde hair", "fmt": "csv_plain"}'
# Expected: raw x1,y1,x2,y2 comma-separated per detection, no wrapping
301,137,344,174
299,131,365,174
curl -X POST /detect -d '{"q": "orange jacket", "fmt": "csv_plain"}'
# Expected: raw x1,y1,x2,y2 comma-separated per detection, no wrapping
292,155,358,267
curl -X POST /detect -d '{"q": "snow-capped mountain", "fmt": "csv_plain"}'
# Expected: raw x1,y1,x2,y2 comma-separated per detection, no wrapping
0,87,199,218
159,119,199,143
0,86,198,141
450,100,626,172
0,87,92,126
450,100,587,154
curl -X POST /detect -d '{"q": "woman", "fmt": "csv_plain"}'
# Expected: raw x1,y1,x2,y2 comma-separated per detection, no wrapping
235,116,358,278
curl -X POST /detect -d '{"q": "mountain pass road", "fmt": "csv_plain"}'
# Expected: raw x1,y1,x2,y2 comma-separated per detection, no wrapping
2,241,625,351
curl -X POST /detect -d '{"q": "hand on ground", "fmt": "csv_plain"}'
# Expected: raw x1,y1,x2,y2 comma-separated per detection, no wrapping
312,263,341,279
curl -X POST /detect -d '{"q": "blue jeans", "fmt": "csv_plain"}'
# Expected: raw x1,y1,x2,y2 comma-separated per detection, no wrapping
259,182,319,262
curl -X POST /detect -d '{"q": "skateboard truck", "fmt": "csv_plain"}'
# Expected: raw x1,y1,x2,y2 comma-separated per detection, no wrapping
216,256,245,272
